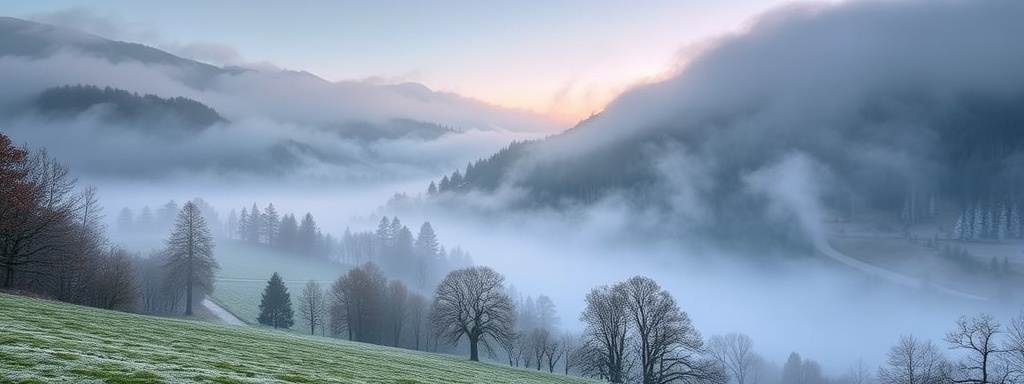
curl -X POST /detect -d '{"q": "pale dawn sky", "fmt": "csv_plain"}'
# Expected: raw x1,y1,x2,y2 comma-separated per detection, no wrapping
3,1,809,123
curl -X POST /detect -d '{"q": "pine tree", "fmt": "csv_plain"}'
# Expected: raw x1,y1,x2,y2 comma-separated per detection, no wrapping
427,181,438,195
238,207,249,241
164,201,219,316
263,203,280,245
248,203,262,244
257,272,294,329
278,214,299,252
438,175,451,192
450,170,464,188
298,213,318,256
375,216,392,260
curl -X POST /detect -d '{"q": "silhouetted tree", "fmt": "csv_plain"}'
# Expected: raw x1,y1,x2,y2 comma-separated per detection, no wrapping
945,314,1008,384
707,333,764,384
877,335,950,384
620,275,722,384
430,266,516,361
580,284,629,383
329,262,386,343
163,201,218,316
262,203,279,245
297,279,326,335
278,213,298,252
298,212,318,255
258,272,294,329
0,138,79,289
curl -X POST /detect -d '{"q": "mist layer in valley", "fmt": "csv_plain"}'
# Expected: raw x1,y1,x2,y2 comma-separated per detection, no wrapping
3,0,1024,379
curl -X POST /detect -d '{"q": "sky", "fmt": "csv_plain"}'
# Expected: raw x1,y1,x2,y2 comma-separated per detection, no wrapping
1,0,802,124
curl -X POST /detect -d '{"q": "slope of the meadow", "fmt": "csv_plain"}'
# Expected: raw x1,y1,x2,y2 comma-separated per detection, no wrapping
0,293,593,384
211,241,349,326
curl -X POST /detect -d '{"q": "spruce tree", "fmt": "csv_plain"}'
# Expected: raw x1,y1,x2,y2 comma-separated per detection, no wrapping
258,272,294,329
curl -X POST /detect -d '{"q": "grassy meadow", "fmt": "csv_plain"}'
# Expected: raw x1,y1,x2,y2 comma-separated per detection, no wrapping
0,293,593,383
211,241,349,326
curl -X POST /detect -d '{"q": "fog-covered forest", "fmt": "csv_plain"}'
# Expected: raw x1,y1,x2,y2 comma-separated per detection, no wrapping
3,1,1024,383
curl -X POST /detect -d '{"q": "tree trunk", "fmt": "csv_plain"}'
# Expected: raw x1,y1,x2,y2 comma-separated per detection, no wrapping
469,333,480,361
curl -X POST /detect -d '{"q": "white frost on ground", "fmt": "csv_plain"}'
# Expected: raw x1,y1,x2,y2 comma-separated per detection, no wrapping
201,297,246,325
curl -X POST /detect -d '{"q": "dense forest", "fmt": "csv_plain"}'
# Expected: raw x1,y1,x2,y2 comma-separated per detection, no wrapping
35,84,226,131
426,92,1024,248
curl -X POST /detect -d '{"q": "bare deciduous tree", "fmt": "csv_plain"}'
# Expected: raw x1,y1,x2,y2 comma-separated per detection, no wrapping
562,331,582,376
429,266,516,362
945,314,1009,384
0,141,79,289
89,246,138,311
407,292,428,350
707,333,764,384
386,280,409,347
328,262,386,343
877,334,950,384
1003,312,1024,384
163,201,218,316
838,359,873,384
581,284,629,383
297,280,326,335
620,275,723,384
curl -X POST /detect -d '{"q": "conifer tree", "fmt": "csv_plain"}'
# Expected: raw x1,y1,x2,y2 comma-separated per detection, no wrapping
238,207,249,241
164,201,218,316
263,203,279,245
258,272,294,329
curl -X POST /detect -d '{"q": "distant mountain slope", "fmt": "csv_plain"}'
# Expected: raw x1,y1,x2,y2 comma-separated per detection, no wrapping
0,16,237,86
429,0,1024,247
0,16,552,181
35,85,227,132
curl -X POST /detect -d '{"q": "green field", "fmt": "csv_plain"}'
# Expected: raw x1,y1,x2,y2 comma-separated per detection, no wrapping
0,293,593,383
212,241,349,326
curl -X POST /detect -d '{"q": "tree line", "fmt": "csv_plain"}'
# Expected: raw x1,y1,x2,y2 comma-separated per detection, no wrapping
0,132,219,316
226,203,335,259
36,84,226,131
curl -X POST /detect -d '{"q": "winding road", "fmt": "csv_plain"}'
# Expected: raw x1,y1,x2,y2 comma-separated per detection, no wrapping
813,236,990,301
201,297,246,326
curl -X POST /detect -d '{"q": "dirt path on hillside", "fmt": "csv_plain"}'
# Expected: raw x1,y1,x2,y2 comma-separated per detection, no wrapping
814,237,990,301
201,297,246,326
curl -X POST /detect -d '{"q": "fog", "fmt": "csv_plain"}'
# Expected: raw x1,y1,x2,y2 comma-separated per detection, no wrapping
3,0,1024,378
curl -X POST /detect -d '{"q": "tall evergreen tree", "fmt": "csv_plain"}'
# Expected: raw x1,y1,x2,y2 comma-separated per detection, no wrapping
298,213,318,256
238,207,249,241
164,201,218,316
247,203,262,244
263,203,280,245
278,214,299,252
257,272,294,329
414,222,440,289
375,216,392,260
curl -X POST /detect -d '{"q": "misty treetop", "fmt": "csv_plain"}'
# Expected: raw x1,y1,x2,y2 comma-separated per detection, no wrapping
35,84,227,131
230,203,333,260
